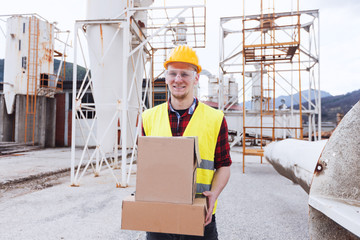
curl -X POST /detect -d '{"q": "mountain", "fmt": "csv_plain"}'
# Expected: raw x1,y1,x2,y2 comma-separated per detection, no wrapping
54,59,89,82
239,88,360,123
0,58,87,82
278,90,332,108
244,89,332,109
1,58,359,122
297,89,360,123
0,58,88,91
320,89,360,122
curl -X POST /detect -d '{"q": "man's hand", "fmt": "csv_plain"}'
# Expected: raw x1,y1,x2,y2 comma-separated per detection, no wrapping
202,166,231,226
202,191,216,226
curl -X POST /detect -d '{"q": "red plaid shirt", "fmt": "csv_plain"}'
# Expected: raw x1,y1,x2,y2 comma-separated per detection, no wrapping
142,98,232,169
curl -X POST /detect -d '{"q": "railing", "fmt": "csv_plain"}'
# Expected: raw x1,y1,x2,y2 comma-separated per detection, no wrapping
39,73,64,95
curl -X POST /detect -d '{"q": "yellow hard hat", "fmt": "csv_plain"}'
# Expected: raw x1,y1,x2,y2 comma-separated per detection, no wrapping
164,45,202,73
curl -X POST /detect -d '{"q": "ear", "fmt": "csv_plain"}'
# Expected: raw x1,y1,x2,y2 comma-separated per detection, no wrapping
194,73,200,85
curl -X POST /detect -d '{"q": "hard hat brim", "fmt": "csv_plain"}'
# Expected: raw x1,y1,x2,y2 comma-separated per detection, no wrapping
164,60,202,73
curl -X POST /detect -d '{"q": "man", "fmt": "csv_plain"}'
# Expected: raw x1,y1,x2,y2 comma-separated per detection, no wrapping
142,45,231,240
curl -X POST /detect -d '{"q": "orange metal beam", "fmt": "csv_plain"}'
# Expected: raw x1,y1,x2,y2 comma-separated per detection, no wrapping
244,41,300,49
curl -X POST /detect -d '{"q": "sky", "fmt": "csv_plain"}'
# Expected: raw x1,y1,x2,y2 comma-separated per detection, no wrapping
1,0,360,96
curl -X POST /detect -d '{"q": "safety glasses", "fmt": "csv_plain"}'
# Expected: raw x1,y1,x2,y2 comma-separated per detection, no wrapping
164,68,197,81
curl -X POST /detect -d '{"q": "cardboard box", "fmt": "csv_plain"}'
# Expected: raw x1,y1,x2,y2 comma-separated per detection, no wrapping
135,136,201,204
121,196,207,236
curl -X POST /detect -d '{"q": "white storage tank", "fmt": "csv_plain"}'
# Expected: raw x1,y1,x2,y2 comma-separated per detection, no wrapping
229,82,238,99
208,76,218,102
251,70,262,111
228,74,238,102
86,0,152,153
3,15,54,114
223,76,229,99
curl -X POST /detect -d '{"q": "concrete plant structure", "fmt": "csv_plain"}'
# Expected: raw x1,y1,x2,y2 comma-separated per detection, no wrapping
0,14,69,146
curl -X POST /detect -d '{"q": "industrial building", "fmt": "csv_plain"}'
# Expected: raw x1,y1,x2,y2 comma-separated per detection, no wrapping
0,14,69,148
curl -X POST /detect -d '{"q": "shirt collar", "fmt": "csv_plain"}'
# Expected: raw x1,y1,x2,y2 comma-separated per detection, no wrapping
168,97,197,115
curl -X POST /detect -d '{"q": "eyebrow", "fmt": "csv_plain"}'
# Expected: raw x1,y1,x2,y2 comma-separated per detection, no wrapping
168,68,195,72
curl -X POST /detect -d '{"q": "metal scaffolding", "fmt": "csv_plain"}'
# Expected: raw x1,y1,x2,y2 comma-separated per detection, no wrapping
219,0,320,172
148,3,206,106
70,1,206,187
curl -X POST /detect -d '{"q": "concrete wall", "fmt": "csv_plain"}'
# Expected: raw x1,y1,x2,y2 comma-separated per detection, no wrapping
0,94,15,142
14,94,27,143
36,96,56,147
45,97,56,147
0,94,56,147
55,93,65,147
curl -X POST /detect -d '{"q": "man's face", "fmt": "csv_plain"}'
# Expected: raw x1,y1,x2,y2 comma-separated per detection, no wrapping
165,62,199,101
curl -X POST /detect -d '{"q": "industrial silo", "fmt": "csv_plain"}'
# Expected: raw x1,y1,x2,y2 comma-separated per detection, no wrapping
3,15,54,115
85,0,151,153
208,76,219,103
1,14,57,145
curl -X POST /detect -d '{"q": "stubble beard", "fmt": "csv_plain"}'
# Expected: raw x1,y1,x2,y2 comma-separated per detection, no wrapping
171,91,188,100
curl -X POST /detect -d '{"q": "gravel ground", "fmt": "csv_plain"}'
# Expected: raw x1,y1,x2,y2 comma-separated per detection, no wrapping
0,171,70,201
217,161,309,239
0,150,309,240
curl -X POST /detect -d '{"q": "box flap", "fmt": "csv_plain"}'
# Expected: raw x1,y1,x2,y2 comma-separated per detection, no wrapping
193,136,201,167
182,136,201,167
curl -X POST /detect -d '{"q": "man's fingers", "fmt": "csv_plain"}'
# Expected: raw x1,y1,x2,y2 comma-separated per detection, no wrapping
202,191,211,196
205,219,211,226
204,205,213,226
205,209,213,226
204,215,211,226
203,191,215,225
206,210,212,220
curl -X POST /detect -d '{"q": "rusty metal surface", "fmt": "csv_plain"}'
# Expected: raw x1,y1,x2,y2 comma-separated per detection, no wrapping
309,206,359,240
309,100,360,238
264,139,327,194
309,196,360,238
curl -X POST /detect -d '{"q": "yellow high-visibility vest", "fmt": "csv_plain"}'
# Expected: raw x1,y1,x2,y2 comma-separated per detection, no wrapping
142,101,224,214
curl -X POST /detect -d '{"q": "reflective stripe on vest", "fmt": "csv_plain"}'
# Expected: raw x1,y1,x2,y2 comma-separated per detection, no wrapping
142,101,224,214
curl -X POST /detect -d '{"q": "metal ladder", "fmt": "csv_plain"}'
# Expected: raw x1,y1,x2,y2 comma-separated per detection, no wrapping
25,16,39,144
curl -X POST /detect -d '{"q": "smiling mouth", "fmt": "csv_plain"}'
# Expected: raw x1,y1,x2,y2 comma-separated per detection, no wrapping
173,86,185,90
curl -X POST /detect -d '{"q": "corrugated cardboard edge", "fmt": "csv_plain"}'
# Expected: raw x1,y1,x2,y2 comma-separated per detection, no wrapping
183,136,201,167
187,136,200,201
121,196,207,236
193,136,201,167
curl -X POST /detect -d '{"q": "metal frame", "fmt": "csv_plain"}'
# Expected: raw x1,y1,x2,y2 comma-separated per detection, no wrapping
0,14,70,144
70,3,206,187
219,1,320,172
146,4,206,106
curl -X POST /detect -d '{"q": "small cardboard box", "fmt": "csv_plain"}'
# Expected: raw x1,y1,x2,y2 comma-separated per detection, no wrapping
121,196,207,236
135,136,201,204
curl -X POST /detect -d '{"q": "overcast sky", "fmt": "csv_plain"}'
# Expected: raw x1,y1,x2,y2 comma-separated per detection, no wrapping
1,0,359,96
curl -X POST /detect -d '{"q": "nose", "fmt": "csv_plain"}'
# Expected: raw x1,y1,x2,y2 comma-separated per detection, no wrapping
174,73,182,81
